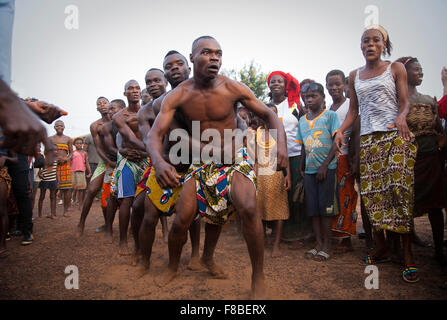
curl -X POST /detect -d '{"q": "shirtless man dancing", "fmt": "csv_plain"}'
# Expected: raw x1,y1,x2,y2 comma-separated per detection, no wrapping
147,36,288,298
135,52,204,276
112,80,149,255
78,97,113,235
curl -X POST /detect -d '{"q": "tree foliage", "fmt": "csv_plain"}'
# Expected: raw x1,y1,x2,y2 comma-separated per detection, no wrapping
222,60,270,103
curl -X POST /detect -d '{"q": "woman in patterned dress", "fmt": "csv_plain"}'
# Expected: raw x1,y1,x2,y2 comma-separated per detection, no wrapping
334,25,419,283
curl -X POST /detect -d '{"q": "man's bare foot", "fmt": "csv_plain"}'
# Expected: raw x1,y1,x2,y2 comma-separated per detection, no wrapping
135,264,150,279
104,232,113,244
46,215,52,219
250,275,267,300
63,213,71,217
154,269,178,287
119,244,132,256
187,256,204,271
200,258,228,279
130,253,140,267
271,247,282,258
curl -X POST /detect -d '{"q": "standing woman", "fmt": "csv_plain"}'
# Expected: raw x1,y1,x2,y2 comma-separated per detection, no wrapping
267,71,312,249
334,25,419,283
395,56,447,264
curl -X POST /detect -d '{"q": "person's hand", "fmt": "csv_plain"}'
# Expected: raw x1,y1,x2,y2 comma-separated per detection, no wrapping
86,172,92,179
387,114,411,141
109,161,116,168
0,96,53,157
316,163,328,182
25,99,67,124
126,150,142,162
334,131,345,155
276,143,289,171
155,160,181,189
284,173,291,191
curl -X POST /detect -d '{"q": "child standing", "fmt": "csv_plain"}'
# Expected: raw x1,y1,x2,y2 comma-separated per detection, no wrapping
38,149,58,219
256,104,291,257
70,138,91,208
296,83,340,262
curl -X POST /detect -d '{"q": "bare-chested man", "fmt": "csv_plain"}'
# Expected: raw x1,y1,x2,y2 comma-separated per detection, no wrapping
135,53,205,276
147,36,288,298
112,80,149,255
100,99,126,242
49,120,72,217
129,68,169,266
77,97,113,235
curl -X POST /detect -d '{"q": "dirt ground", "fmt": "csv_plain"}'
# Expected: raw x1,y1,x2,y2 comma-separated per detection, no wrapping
0,198,446,300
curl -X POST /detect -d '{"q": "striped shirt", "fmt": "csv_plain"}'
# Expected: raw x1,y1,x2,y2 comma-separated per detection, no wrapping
355,63,398,136
41,161,57,182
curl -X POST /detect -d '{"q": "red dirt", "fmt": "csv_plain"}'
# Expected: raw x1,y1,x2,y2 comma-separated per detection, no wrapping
0,199,446,300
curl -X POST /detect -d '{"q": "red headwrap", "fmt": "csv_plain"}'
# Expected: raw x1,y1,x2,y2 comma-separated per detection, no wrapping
267,71,300,108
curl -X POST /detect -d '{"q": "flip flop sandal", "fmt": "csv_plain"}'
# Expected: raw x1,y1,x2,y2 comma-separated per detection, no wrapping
314,251,330,262
360,255,391,266
402,265,420,283
305,249,318,259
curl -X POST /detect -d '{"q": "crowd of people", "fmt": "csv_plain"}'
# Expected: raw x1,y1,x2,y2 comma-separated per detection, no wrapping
1,24,447,298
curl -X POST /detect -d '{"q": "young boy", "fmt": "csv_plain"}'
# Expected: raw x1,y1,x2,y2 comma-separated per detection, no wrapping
38,148,58,219
70,137,91,208
296,82,340,262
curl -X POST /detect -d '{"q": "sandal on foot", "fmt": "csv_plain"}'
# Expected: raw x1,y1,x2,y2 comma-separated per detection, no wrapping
305,249,318,259
313,250,330,262
361,255,391,266
402,265,420,283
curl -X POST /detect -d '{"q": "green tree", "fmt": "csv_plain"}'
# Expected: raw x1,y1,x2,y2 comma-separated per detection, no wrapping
222,60,270,103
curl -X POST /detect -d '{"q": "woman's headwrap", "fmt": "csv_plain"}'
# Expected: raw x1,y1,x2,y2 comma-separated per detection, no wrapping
365,24,388,42
267,71,300,109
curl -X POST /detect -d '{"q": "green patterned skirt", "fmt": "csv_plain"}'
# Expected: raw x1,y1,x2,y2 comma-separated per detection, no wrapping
359,131,417,234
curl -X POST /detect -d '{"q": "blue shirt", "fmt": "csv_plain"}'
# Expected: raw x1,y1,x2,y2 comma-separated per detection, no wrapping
295,109,339,174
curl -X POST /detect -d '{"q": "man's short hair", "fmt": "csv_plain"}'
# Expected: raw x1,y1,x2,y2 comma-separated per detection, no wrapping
110,99,126,109
192,35,216,52
146,68,166,79
124,80,139,91
164,50,189,66
97,96,109,102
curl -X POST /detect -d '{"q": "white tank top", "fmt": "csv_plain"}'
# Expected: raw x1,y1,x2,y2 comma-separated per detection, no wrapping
355,64,398,136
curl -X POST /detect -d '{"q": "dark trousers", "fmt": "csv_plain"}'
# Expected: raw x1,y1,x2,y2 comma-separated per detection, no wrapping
8,154,33,235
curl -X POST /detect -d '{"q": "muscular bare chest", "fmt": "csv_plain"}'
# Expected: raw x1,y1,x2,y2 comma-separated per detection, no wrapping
181,88,236,124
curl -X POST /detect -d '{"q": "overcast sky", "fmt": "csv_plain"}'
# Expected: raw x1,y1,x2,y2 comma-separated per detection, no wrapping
10,0,447,138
